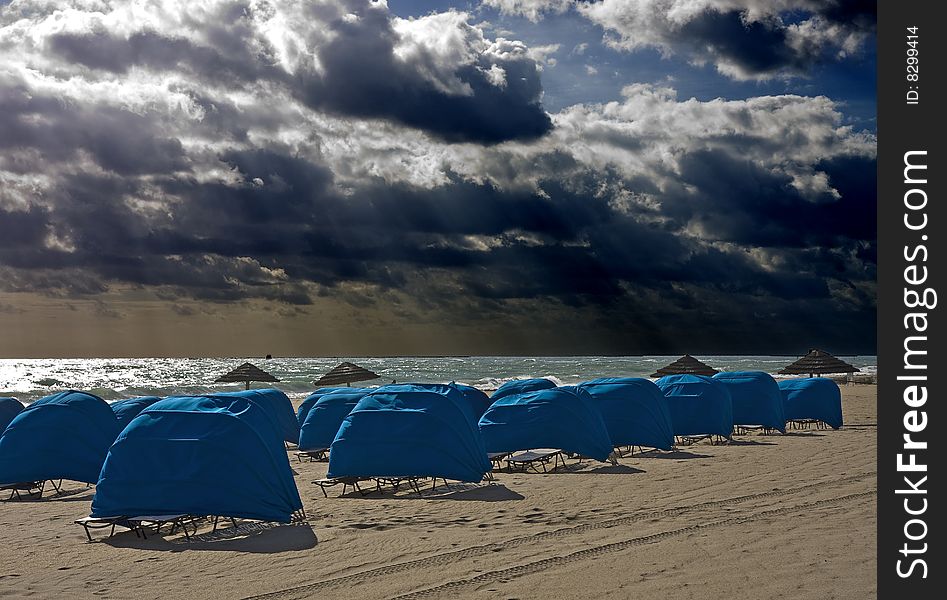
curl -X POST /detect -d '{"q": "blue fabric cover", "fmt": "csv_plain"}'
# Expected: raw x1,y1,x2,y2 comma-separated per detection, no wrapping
478,387,613,462
110,397,162,430
713,371,786,432
298,389,368,451
0,391,120,485
0,397,24,434
297,387,352,426
328,385,491,482
655,375,733,437
91,394,303,522
394,383,486,433
577,378,674,450
778,378,843,429
203,389,299,444
452,383,493,417
490,378,557,402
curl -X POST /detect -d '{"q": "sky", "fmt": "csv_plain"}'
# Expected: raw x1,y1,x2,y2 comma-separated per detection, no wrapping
0,0,877,358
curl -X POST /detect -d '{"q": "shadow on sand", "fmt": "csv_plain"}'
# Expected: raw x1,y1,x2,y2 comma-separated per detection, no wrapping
635,450,711,460
539,463,645,475
724,439,778,447
2,487,95,503
341,483,524,502
103,521,318,553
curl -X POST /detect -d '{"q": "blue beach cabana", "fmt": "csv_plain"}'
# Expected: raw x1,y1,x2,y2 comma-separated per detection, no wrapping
479,387,613,462
0,397,24,434
297,387,351,426
712,371,786,433
778,378,843,430
90,394,304,523
110,396,162,430
452,383,493,417
490,378,557,402
0,391,121,486
298,389,368,452
327,385,491,483
389,383,487,432
203,389,300,444
655,375,733,439
577,378,674,451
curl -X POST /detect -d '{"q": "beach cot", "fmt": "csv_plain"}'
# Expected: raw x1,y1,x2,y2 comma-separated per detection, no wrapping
487,451,512,470
296,448,328,462
2,479,61,501
75,513,240,542
312,475,457,498
505,449,566,473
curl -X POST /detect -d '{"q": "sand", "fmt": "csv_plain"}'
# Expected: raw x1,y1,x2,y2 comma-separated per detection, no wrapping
0,385,876,599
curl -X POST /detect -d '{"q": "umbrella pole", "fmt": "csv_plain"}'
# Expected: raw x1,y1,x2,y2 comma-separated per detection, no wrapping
246,381,251,390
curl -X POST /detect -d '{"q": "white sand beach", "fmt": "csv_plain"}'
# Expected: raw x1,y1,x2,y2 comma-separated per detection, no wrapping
0,385,876,600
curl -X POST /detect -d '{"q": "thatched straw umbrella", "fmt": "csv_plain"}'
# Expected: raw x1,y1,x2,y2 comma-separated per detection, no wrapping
215,362,280,390
314,362,380,387
778,349,860,378
650,355,719,378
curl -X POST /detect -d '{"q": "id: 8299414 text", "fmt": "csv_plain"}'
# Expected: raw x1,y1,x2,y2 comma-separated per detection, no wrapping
906,27,919,105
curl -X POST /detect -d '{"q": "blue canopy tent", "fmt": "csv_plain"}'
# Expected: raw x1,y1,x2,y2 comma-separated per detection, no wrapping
388,383,487,435
328,385,491,483
577,378,674,450
655,375,733,438
778,378,843,429
479,388,613,462
0,397,24,434
452,383,493,417
110,396,162,430
91,394,304,523
298,389,369,451
297,387,352,426
0,391,120,486
490,378,557,402
712,371,786,433
202,389,299,444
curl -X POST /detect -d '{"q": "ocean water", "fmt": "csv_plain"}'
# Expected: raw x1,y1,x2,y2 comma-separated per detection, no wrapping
0,355,877,404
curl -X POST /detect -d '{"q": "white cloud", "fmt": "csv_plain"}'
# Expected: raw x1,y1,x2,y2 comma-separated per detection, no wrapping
481,0,573,23
392,10,487,96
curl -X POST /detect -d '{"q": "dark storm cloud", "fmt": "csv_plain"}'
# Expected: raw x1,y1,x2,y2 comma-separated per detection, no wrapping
576,0,876,80
0,205,49,248
666,151,877,250
820,0,877,30
292,2,551,143
0,81,188,175
676,11,797,76
46,29,279,84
